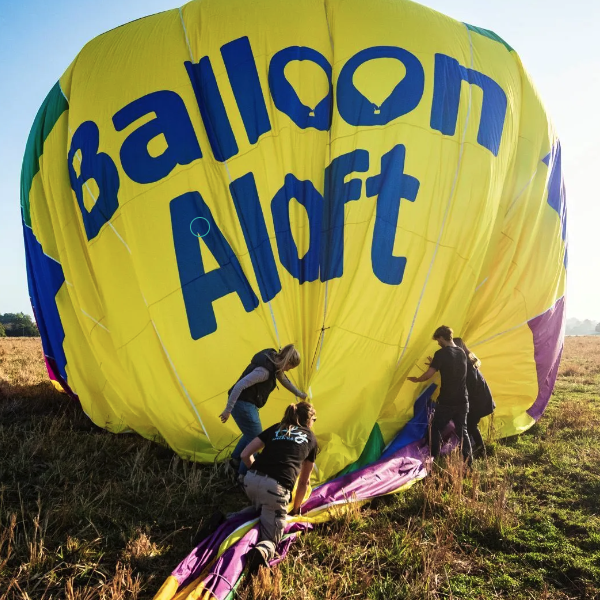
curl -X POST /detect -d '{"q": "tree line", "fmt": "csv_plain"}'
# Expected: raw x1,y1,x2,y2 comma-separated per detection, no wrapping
0,313,40,337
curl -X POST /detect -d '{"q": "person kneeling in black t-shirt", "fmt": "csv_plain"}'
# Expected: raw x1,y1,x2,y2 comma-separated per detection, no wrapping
240,401,318,572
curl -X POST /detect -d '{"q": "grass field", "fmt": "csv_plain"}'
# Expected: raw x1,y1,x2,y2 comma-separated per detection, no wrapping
1,337,599,599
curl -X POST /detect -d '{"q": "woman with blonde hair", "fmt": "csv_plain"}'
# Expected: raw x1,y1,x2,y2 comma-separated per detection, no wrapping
454,338,495,455
220,345,307,478
240,401,318,573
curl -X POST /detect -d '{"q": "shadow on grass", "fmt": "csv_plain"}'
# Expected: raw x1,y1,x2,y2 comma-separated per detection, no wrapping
0,380,103,432
0,387,250,599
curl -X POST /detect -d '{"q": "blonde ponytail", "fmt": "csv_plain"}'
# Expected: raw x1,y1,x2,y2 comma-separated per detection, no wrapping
269,344,301,373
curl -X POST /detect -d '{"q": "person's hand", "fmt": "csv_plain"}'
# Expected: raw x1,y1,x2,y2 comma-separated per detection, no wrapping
289,507,301,517
407,376,420,383
219,411,231,423
301,392,308,400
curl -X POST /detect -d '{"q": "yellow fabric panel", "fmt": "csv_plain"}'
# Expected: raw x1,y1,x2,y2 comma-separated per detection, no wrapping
28,0,565,482
50,379,64,393
172,578,210,600
154,576,181,600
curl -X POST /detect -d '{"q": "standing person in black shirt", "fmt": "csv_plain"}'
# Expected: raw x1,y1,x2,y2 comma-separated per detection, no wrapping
408,325,472,463
219,345,308,479
454,338,495,456
239,401,318,572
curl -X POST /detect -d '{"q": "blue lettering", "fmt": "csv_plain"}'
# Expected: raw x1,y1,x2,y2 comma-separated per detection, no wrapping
366,145,419,285
269,47,332,131
229,173,282,302
68,121,120,241
271,174,323,283
185,59,238,162
320,150,369,281
170,191,258,340
337,47,424,126
221,37,272,145
430,53,507,156
113,91,202,184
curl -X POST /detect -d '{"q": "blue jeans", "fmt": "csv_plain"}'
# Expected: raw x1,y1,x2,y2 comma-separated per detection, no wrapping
230,401,262,475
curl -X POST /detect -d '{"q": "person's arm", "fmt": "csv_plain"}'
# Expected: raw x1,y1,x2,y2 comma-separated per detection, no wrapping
219,368,270,422
289,460,314,515
276,372,307,400
407,367,437,383
240,437,266,469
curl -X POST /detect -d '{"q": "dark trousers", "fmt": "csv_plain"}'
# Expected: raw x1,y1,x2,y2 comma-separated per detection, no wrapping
430,403,472,462
467,413,484,450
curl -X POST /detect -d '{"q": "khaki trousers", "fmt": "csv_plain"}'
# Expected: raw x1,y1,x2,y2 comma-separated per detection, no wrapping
243,470,291,560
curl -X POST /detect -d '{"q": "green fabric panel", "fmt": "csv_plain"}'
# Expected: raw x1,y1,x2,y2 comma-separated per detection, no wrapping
20,81,69,228
337,423,385,478
465,23,514,52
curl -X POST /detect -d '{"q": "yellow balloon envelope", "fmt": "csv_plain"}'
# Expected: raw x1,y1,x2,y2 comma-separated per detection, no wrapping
22,0,566,483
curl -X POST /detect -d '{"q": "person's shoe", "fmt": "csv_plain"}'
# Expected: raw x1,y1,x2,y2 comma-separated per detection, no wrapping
472,445,487,460
246,545,270,575
228,457,241,478
192,510,226,547
235,473,247,493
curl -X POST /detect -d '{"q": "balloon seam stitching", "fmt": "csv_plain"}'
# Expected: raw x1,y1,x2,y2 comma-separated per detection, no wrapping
80,309,110,333
151,320,211,440
395,26,475,369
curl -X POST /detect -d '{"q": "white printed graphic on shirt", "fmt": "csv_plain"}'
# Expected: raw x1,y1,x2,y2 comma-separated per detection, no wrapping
273,426,309,445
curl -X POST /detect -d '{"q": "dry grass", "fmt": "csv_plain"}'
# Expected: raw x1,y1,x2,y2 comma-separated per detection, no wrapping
559,336,600,383
0,338,58,402
0,339,247,599
1,337,600,599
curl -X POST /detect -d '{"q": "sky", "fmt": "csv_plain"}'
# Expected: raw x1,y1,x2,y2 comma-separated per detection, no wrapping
0,0,598,320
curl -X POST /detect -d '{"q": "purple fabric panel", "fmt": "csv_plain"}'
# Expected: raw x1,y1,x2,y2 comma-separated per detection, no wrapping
201,524,259,598
269,531,302,567
527,296,566,421
203,450,426,599
200,522,313,598
172,511,313,591
302,450,426,513
172,511,258,587
168,443,427,598
168,422,471,598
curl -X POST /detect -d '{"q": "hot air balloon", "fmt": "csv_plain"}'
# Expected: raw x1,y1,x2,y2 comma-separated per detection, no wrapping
22,0,566,595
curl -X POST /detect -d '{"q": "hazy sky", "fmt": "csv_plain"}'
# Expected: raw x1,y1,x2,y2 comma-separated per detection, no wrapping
1,0,598,319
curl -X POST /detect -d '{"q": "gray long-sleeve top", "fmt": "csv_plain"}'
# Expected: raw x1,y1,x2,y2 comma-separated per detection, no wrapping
224,368,307,413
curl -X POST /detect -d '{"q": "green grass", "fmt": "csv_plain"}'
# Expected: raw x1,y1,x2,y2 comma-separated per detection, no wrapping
270,344,600,600
1,337,600,599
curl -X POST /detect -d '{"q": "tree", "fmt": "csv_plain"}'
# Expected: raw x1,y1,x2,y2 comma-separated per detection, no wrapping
0,313,18,325
0,323,5,337
0,313,39,337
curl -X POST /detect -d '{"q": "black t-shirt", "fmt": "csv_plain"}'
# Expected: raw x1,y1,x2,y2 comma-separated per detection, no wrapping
430,345,468,406
253,423,318,492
